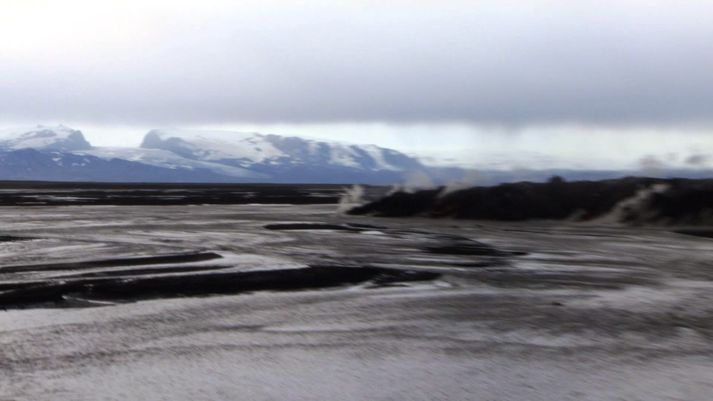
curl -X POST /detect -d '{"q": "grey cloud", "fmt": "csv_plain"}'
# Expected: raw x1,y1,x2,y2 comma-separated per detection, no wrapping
686,154,710,167
638,155,668,175
1,1,713,126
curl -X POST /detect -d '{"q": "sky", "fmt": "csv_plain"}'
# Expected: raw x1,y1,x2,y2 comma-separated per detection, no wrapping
1,0,712,170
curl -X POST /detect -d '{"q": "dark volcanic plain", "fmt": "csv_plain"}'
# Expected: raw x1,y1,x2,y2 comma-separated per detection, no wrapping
0,182,711,400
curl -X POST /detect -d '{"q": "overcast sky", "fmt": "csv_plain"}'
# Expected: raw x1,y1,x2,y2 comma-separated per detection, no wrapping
1,0,712,169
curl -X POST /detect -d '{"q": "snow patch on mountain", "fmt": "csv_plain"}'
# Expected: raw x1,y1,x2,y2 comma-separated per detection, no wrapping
79,147,264,179
141,129,285,164
142,129,422,172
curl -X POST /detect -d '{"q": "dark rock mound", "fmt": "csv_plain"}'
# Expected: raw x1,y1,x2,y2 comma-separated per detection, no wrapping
349,177,713,224
629,181,713,224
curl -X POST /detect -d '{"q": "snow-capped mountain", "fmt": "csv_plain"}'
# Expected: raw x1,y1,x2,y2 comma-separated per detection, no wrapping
0,126,255,182
142,129,423,170
0,125,432,183
140,129,425,183
0,125,91,152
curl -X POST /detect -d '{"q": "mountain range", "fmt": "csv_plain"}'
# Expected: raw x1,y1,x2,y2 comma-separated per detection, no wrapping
0,125,434,184
1,125,709,185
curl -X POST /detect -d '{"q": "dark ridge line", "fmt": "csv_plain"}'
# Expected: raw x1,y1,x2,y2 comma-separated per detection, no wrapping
0,194,341,207
0,183,378,206
0,235,32,242
55,264,234,279
424,243,526,257
0,265,442,309
0,181,369,189
0,252,223,274
463,270,657,290
265,223,362,231
263,223,386,232
673,229,713,239
262,223,526,258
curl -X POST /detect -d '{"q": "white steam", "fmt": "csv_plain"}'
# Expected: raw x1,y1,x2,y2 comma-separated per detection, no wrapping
439,170,481,197
597,183,670,224
337,184,366,213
